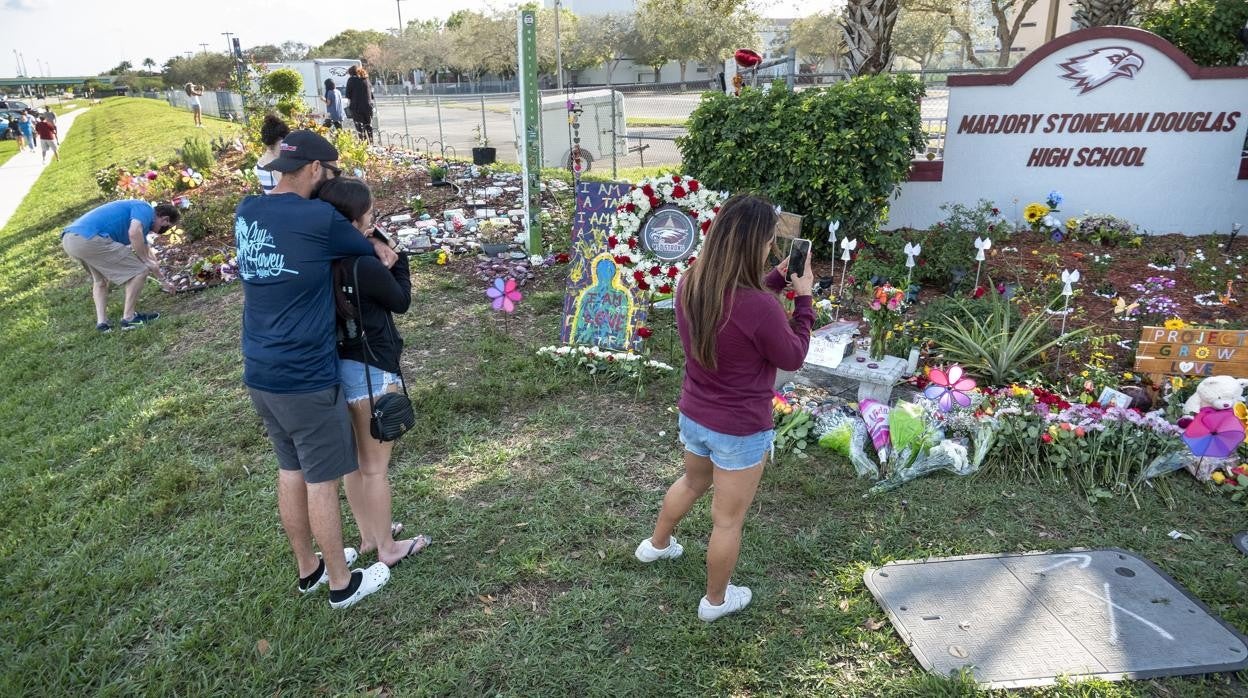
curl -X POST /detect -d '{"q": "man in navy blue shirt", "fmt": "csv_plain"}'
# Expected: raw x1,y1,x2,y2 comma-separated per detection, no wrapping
236,130,397,609
61,199,179,331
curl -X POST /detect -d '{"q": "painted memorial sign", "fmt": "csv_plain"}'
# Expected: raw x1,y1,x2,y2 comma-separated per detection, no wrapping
560,181,646,351
886,27,1248,234
1134,326,1248,378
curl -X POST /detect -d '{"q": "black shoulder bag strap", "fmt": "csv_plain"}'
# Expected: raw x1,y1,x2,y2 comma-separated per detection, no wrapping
350,258,411,414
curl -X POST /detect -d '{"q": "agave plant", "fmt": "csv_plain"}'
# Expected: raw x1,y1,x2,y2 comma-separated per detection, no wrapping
930,290,1090,386
1073,0,1138,28
842,0,901,76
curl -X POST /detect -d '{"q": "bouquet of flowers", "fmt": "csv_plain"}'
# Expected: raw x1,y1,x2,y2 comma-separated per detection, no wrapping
861,284,904,360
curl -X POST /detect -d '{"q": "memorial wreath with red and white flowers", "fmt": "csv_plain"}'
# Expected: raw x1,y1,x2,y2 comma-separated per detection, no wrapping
608,175,725,294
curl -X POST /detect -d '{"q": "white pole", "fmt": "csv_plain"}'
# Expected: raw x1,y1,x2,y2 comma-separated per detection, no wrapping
554,0,564,91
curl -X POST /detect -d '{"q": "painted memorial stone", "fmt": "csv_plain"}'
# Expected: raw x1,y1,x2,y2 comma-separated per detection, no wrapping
640,205,699,262
560,181,647,350
1135,326,1248,378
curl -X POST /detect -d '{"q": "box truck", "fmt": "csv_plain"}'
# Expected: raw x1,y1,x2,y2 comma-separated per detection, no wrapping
510,89,626,171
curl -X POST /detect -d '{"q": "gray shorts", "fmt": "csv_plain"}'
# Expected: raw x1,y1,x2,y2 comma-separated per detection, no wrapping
248,385,359,484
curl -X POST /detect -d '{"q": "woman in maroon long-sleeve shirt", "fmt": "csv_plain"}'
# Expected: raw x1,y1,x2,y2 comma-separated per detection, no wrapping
635,194,815,622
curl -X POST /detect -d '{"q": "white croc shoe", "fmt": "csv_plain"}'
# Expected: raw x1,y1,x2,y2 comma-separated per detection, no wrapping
635,536,684,563
298,547,360,594
329,562,391,610
698,584,752,622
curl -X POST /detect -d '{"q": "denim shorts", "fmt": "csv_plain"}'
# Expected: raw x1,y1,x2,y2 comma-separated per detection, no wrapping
338,359,400,404
678,413,774,471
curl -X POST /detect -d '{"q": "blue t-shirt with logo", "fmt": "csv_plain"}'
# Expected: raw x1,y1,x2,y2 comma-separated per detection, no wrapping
235,193,376,394
63,199,154,245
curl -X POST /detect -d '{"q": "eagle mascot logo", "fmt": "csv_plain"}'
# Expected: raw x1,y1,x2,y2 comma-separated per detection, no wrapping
1058,46,1144,94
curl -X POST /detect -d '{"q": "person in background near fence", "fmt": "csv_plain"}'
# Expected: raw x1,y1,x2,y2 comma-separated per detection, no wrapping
254,114,290,195
344,65,374,144
35,114,58,163
8,114,25,152
236,130,398,609
19,110,36,151
185,82,204,128
317,176,430,569
322,79,346,131
60,199,179,332
635,194,815,622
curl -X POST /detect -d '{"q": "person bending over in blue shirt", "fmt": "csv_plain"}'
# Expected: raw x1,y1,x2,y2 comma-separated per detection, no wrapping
61,199,179,332
235,130,398,610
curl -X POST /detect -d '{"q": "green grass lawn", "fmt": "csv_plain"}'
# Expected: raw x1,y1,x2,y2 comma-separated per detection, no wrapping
626,116,688,128
0,139,16,168
2,99,1247,696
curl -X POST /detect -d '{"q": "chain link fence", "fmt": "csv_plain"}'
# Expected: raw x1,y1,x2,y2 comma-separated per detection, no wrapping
143,68,1014,173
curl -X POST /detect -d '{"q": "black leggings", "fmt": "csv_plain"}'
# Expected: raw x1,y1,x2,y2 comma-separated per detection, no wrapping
352,111,374,143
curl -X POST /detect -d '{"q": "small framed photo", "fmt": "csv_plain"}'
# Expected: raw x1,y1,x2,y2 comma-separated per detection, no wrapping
1098,387,1132,409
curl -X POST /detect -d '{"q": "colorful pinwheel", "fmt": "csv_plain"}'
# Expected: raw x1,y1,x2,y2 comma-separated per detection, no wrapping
1183,407,1246,460
923,365,977,412
486,277,523,313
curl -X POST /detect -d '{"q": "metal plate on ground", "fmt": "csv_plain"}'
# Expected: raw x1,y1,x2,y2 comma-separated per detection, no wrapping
864,549,1248,689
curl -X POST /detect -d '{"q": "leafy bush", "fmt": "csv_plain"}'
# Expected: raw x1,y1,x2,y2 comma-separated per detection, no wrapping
178,191,243,243
262,68,303,99
930,290,1085,386
679,76,926,257
179,136,214,172
1063,213,1141,247
851,200,1001,289
1143,0,1248,67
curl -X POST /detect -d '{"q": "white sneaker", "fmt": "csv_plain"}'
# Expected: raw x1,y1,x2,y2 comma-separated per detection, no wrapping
698,584,752,622
329,562,391,609
298,547,360,594
635,536,683,563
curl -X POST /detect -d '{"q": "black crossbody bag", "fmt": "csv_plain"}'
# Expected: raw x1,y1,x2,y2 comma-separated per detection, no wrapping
349,258,415,442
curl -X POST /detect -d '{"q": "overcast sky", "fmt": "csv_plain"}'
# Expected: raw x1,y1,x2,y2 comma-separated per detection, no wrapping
0,0,832,77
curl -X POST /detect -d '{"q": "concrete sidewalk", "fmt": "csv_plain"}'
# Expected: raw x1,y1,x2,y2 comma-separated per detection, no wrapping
0,108,88,230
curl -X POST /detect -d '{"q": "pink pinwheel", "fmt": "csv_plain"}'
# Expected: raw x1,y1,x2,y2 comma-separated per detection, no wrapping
1182,407,1246,460
486,277,523,313
923,365,977,412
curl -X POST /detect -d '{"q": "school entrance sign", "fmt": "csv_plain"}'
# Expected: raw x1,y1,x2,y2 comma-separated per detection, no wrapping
887,27,1248,234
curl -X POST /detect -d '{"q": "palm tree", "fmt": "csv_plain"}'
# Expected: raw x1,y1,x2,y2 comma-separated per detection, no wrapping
842,0,901,76
1073,0,1137,28
142,57,157,75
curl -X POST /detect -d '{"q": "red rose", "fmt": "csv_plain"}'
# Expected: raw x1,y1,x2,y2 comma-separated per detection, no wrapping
672,174,681,183
972,286,986,299
627,239,637,249
615,255,631,265
666,266,679,278
658,283,672,294
687,256,696,264
625,202,637,213
637,326,653,339
633,270,645,282
555,253,570,264
649,197,661,209
689,180,700,192
785,291,796,300
672,185,687,198
607,236,618,247
700,220,710,233
607,355,616,362
1041,433,1053,444
690,210,699,218
638,279,650,291
649,265,661,276
712,206,720,213
641,184,655,197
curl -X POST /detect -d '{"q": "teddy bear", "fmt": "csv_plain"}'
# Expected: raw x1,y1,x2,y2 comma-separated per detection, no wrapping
1183,375,1248,414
